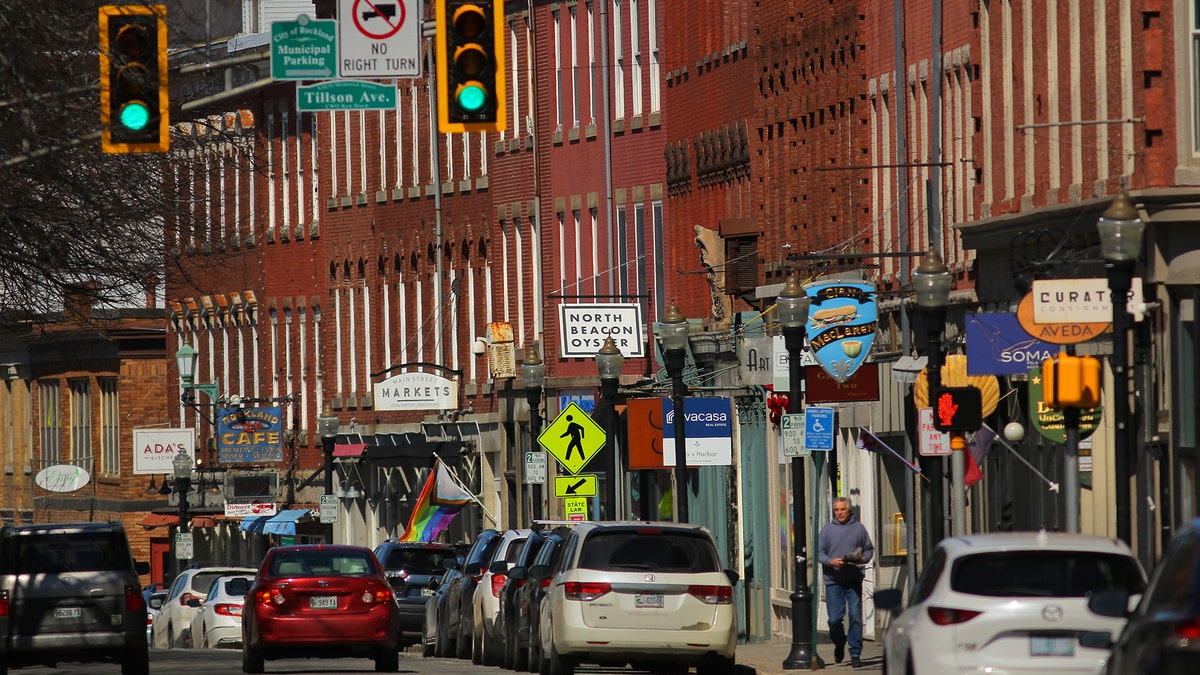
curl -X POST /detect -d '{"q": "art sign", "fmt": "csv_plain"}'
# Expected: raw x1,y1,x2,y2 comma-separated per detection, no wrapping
805,281,877,383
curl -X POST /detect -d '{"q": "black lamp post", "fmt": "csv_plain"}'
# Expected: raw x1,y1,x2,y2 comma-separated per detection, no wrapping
658,302,690,524
913,250,953,545
1097,191,1144,546
596,336,625,520
521,345,546,521
317,402,340,543
173,448,192,536
777,275,815,670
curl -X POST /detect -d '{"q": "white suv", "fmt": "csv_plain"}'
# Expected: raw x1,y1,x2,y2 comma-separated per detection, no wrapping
531,522,738,675
151,564,257,648
471,528,531,665
875,531,1145,674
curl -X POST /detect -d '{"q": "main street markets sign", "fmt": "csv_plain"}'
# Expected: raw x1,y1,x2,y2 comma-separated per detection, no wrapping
374,372,457,411
217,406,285,464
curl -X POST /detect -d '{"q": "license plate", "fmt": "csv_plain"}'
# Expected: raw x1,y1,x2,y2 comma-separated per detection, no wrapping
1030,635,1074,656
421,588,434,597
55,607,81,619
635,594,664,608
309,596,338,610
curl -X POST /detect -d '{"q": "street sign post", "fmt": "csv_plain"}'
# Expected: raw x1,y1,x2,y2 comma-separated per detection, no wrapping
524,451,547,484
781,413,809,458
271,15,337,80
174,532,193,560
319,494,339,524
297,80,397,111
805,407,835,451
918,407,952,456
537,402,606,475
553,474,598,498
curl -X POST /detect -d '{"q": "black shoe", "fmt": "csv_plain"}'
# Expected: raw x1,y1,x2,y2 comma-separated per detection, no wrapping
834,643,845,663
851,656,863,668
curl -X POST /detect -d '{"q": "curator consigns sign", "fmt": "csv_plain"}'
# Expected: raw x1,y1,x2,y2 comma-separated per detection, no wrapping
374,372,458,411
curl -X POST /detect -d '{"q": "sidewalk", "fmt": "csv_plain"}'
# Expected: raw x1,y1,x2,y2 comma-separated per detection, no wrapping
735,633,884,674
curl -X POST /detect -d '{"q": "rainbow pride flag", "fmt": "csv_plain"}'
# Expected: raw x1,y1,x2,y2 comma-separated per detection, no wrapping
399,459,472,542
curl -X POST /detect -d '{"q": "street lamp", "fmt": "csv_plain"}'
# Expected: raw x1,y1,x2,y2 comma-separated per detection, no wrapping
317,402,340,543
1098,191,1144,546
596,336,625,520
913,250,953,545
173,448,193,535
776,275,815,670
658,302,690,524
521,344,546,520
175,341,220,404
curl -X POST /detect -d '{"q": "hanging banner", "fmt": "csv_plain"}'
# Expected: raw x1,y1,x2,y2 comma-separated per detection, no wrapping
217,406,285,464
805,281,877,384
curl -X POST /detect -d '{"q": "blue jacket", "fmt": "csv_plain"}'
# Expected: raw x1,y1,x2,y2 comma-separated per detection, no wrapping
818,514,874,585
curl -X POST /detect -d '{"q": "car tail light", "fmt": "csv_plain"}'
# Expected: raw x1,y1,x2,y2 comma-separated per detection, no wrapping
126,585,145,611
927,606,982,626
491,573,507,598
687,584,733,604
1175,617,1200,640
1,590,12,616
539,578,552,589
255,587,287,608
563,581,610,601
361,585,394,604
213,604,242,617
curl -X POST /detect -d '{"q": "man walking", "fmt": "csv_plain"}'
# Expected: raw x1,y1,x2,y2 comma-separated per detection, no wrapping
818,496,874,668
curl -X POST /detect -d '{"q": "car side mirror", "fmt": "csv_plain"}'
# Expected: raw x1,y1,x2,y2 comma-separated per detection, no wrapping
489,560,508,574
186,598,202,608
135,561,151,575
874,588,903,612
724,569,740,587
528,564,550,581
229,577,252,593
1087,589,1131,618
428,577,440,590
442,557,459,571
507,566,526,581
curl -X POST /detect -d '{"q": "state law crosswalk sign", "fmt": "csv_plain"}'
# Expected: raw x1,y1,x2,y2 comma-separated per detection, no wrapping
538,402,606,475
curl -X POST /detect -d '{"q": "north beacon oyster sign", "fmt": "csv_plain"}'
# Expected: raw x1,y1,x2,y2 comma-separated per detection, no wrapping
374,372,458,411
558,303,646,358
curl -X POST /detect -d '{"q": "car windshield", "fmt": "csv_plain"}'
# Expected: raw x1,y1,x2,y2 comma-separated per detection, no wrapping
270,550,375,577
4,532,129,573
950,551,1145,598
382,547,454,574
579,530,719,573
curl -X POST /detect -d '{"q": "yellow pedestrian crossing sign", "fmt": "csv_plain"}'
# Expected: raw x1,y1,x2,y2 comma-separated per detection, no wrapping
554,474,598,498
538,402,606,475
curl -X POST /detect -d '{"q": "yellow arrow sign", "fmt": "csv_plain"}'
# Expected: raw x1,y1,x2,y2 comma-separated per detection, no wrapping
537,402,606,474
554,474,598,498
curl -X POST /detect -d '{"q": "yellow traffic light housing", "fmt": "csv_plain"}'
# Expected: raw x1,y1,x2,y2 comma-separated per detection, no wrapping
436,1,506,133
99,5,169,153
1042,354,1101,410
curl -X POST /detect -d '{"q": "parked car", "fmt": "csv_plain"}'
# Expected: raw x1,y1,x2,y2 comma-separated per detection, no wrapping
146,589,168,645
151,563,257,648
1089,517,1200,674
442,528,502,659
532,521,739,675
473,528,532,665
0,521,151,675
505,527,569,671
188,574,253,648
373,539,458,645
875,531,1146,675
241,544,400,673
421,552,466,658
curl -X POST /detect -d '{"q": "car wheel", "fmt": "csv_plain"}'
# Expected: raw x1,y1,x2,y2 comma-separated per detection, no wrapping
511,621,526,671
121,647,150,675
374,649,400,672
180,626,193,649
166,623,176,649
696,655,735,675
421,623,434,658
455,627,471,659
199,624,208,649
528,636,541,674
547,643,574,675
483,623,500,667
907,654,916,675
242,646,264,674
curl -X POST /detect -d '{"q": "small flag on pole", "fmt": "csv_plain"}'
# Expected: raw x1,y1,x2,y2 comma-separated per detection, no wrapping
399,459,472,542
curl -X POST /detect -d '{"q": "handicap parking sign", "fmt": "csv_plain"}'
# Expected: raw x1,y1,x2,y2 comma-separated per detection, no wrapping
805,407,835,451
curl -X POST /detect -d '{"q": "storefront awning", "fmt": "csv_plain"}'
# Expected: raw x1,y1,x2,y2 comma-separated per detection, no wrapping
334,443,367,458
365,433,463,467
138,513,179,529
240,509,314,536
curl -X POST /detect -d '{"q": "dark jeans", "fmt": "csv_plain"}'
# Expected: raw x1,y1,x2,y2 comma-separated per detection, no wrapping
826,578,864,658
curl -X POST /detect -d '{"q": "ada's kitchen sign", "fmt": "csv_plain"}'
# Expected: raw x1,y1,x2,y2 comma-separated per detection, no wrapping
374,372,457,411
133,428,196,475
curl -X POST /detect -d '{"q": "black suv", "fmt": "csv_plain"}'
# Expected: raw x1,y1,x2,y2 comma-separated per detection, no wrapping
0,521,150,675
372,539,459,644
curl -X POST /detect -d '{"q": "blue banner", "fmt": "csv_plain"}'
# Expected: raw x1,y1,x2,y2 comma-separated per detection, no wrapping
217,406,285,464
966,312,1059,375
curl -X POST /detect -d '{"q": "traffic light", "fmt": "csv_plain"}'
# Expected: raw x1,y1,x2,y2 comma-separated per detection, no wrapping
99,5,168,153
1042,355,1101,410
436,1,506,133
931,386,983,432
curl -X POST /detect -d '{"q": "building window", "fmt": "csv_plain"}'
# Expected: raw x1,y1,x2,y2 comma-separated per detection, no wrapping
70,379,90,466
100,379,119,476
39,380,60,467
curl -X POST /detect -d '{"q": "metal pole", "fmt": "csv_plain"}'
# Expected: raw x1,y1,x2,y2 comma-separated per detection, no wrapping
1108,260,1133,545
1063,406,1080,533
925,306,947,544
665,348,688,524
782,324,815,669
322,433,335,542
177,477,191,535
951,447,966,536
527,386,543,521
600,376,619,519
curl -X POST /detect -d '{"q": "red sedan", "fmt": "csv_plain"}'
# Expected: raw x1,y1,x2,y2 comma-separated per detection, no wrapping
241,544,400,673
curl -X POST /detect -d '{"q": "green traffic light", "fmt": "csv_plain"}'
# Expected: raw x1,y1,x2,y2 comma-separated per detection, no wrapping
456,84,487,113
118,101,151,132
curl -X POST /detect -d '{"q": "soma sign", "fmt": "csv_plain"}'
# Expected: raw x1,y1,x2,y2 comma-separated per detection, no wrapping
374,372,457,411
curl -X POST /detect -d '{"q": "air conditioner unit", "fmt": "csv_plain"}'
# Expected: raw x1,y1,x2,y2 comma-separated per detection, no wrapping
225,471,279,500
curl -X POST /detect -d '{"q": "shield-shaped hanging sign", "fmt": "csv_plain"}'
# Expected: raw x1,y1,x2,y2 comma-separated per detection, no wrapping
805,281,878,384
